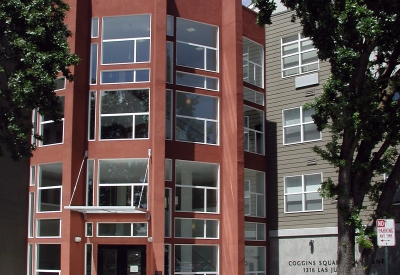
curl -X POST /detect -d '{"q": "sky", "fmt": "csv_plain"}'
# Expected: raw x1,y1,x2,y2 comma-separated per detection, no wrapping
242,0,252,6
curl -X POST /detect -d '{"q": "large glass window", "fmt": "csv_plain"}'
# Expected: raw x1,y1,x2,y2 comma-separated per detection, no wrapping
176,91,219,144
98,159,148,208
245,246,266,275
281,33,318,77
244,106,264,155
38,163,62,212
175,160,219,213
243,87,264,106
97,223,147,237
175,245,218,274
102,15,151,64
244,169,265,217
40,96,64,146
284,173,323,213
244,222,265,241
36,219,61,238
243,38,263,87
101,69,150,84
36,244,61,275
100,89,149,140
176,18,218,72
176,71,219,91
283,107,321,144
175,218,218,239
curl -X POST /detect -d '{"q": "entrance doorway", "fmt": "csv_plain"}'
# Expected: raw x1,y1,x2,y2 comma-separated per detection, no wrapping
98,245,146,275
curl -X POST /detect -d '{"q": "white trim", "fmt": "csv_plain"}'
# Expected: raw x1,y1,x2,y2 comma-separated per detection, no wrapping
84,243,93,275
91,17,99,38
36,219,62,238
243,37,264,88
85,222,93,237
65,205,146,214
28,193,34,238
269,227,338,237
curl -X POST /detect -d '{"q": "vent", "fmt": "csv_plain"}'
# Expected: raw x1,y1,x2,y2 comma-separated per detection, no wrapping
307,158,317,166
305,90,315,97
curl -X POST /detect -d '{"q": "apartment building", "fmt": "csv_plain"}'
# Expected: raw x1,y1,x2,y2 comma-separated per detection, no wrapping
265,8,400,275
26,1,267,275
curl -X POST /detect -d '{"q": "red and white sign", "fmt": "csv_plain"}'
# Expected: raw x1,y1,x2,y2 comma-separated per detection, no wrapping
376,219,396,246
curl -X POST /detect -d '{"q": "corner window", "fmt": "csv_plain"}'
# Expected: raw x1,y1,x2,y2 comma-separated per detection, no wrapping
102,15,151,64
175,245,218,274
244,106,264,155
176,18,218,72
175,160,219,213
284,173,323,213
245,246,266,275
98,159,148,208
176,91,219,144
243,37,263,88
100,89,149,140
36,244,61,274
244,169,265,217
175,218,219,239
281,33,318,77
283,107,321,144
40,96,64,146
38,163,62,212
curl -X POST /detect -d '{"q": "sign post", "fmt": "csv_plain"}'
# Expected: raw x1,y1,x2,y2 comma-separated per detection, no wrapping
376,219,396,275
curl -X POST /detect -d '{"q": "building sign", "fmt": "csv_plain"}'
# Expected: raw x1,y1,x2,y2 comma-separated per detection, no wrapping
376,219,396,246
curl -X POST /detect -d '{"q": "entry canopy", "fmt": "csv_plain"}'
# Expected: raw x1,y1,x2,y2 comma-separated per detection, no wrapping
64,206,148,214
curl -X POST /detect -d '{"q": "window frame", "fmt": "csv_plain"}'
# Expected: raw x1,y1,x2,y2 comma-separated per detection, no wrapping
284,172,324,213
245,246,266,275
174,218,219,239
176,71,219,91
244,105,265,155
36,219,62,238
244,169,265,218
281,33,319,78
244,222,266,241
100,69,150,84
174,244,219,275
243,37,264,88
282,106,321,145
39,96,65,147
37,163,63,213
35,244,61,275
96,222,148,237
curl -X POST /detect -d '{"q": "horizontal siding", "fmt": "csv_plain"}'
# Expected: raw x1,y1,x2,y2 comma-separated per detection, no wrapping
265,11,338,230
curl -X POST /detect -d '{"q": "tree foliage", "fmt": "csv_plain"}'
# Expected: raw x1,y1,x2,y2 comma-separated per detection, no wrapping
0,0,79,160
253,0,400,274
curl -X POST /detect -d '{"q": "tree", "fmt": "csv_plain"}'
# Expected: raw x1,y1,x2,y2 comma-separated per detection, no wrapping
253,0,400,274
0,0,79,160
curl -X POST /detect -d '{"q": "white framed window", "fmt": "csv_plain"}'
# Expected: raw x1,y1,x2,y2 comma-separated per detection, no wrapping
166,42,174,83
165,188,172,238
176,71,219,91
281,33,318,77
245,246,266,275
101,69,150,84
165,159,172,181
165,244,171,275
37,163,62,212
36,219,61,238
175,218,219,239
243,86,264,106
35,244,61,275
97,222,148,237
40,96,64,146
86,159,94,206
283,106,321,145
54,77,66,91
166,90,173,140
27,244,33,275
85,243,93,275
28,192,34,238
167,15,174,36
86,222,93,237
244,106,264,155
176,18,218,72
176,91,219,145
98,159,148,208
175,245,219,274
90,43,98,84
30,166,36,186
175,160,219,213
243,37,263,88
244,222,266,241
284,173,323,213
91,17,99,38
100,89,149,140
88,91,96,141
244,169,265,217
102,14,151,64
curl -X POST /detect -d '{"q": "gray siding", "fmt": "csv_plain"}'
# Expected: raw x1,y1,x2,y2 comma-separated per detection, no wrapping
265,11,337,230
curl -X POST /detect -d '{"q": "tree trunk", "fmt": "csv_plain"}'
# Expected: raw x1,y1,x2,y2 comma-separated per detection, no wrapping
337,198,356,275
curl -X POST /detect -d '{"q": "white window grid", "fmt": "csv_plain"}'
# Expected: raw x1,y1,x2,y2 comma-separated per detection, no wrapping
244,222,266,241
96,222,148,237
243,37,264,88
39,96,65,147
176,115,218,144
245,246,266,275
100,69,150,84
36,219,61,238
174,218,219,239
243,86,264,106
174,244,219,275
35,244,61,275
282,106,321,145
244,106,265,155
281,33,319,77
102,37,150,64
176,41,219,72
176,71,219,91
37,163,63,213
244,177,265,218
284,173,323,213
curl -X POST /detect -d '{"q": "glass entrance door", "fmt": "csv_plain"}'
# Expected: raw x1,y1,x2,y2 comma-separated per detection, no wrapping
98,245,146,275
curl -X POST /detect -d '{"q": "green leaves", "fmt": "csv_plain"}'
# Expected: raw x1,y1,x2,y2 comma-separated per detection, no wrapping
0,0,79,160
